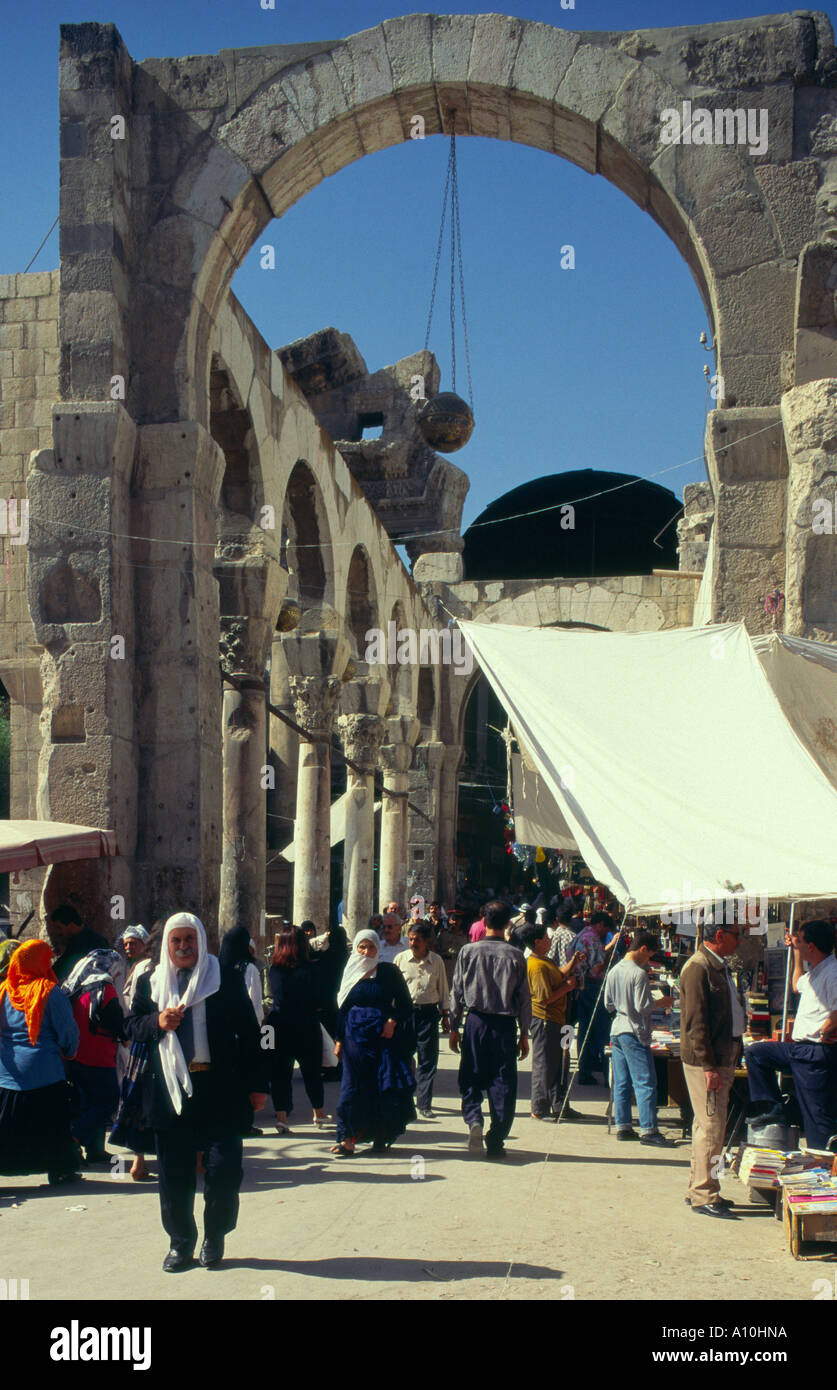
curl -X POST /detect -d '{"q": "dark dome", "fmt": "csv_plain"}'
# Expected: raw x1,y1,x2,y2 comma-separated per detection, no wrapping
462,469,681,582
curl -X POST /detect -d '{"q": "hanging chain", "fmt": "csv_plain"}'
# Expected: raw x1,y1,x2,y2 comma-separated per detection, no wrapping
452,138,474,410
423,122,474,410
450,132,458,392
424,139,453,353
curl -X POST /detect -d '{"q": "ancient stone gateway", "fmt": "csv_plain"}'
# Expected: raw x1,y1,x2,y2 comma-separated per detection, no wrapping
3,11,837,938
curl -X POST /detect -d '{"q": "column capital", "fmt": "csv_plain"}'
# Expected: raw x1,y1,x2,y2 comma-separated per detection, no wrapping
290,673,342,737
337,713,386,772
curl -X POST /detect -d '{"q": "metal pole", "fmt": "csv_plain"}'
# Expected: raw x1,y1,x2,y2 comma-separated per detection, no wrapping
781,901,796,1040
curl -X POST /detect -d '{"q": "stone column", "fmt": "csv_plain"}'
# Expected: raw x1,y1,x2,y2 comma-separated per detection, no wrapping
26,403,138,938
216,543,286,942
289,672,342,929
337,674,390,939
781,379,837,638
406,741,446,906
282,622,350,927
132,420,225,932
377,715,420,914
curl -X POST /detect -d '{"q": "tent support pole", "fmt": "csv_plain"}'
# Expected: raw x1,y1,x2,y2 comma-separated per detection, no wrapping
781,901,796,1041
554,904,632,1128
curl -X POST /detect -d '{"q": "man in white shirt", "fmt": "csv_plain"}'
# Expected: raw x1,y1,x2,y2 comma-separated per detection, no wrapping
745,918,837,1149
397,922,450,1117
377,913,409,964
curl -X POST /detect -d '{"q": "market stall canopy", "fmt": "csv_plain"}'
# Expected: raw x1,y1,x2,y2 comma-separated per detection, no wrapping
0,820,119,874
280,792,382,863
753,632,837,789
510,751,579,853
461,620,837,912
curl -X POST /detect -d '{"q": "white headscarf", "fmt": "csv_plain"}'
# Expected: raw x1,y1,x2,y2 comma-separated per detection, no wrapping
337,929,380,1008
409,895,426,922
149,912,221,1115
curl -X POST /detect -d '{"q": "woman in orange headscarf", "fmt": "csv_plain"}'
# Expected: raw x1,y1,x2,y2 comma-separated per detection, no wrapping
0,939,82,1184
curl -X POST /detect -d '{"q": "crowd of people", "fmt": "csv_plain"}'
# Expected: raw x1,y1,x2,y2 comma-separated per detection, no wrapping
1,882,836,1266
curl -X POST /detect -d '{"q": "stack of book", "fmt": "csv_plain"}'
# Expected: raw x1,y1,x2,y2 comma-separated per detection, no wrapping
737,1147,827,1189
745,989,771,1040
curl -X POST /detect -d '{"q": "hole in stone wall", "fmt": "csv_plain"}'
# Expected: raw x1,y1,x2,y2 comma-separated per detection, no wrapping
40,560,101,624
51,705,86,743
358,412,384,441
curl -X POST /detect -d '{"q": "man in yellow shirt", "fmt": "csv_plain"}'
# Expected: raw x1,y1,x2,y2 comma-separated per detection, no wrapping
522,922,582,1121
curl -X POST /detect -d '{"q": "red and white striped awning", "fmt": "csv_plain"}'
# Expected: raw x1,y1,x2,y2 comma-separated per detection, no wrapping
0,820,119,873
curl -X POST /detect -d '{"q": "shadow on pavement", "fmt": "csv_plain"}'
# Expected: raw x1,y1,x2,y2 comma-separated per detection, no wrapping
219,1254,565,1282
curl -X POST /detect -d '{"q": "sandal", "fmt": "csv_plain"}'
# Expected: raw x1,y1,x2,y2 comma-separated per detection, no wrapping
329,1143,356,1158
274,1120,292,1135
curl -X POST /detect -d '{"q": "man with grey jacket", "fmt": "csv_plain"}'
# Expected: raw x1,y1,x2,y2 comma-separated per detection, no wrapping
678,921,746,1218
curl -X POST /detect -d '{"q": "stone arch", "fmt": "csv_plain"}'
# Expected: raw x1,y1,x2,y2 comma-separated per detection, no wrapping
120,11,818,431
280,460,333,612
345,544,378,657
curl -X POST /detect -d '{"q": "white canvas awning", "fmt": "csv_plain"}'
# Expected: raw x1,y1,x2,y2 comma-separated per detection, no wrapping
0,820,119,874
280,793,382,863
510,751,579,852
461,619,837,912
753,632,837,789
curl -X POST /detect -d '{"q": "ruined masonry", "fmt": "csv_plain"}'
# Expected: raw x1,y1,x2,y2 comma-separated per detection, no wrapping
1,11,836,940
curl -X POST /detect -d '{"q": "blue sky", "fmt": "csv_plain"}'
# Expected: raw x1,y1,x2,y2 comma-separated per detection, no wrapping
2,0,832,529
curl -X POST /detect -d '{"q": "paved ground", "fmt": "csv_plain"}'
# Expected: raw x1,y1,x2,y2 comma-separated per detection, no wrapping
0,1050,830,1301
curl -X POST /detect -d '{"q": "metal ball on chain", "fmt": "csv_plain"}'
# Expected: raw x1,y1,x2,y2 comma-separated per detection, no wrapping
419,120,475,455
417,391,474,453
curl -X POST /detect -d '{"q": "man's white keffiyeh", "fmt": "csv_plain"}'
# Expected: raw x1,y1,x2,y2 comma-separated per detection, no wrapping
149,913,220,1114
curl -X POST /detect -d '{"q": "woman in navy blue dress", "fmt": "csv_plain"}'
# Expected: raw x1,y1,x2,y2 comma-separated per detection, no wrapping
331,930,415,1157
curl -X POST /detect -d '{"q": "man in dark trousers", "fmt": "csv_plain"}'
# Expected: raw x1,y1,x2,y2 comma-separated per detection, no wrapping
126,912,267,1271
449,899,531,1159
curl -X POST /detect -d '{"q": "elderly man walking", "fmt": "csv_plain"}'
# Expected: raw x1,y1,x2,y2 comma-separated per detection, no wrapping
449,900,531,1159
126,913,268,1271
679,920,746,1218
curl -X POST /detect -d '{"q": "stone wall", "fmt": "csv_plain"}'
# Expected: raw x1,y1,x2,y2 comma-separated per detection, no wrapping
0,273,60,796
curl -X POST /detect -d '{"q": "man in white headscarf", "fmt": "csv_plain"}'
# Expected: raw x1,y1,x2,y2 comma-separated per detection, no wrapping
125,912,267,1272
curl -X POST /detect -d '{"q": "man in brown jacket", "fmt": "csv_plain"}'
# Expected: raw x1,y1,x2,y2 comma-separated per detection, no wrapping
679,922,746,1218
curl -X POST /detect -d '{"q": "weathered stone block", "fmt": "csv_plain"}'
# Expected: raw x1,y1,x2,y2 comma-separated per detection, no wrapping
716,479,785,549
0,324,25,349
705,407,786,486
718,260,796,354
431,15,475,84
555,43,636,126
5,299,37,324
512,21,578,102
382,14,433,90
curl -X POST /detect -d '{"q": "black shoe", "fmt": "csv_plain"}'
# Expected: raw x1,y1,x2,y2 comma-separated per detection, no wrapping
418,1108,434,1119
47,1171,83,1186
162,1248,195,1272
640,1130,675,1147
555,1105,585,1120
484,1147,506,1160
83,1149,109,1165
684,1195,734,1208
616,1128,639,1141
199,1238,224,1268
693,1201,737,1219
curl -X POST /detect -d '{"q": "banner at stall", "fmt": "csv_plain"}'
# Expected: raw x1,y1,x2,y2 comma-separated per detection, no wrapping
461,619,837,912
